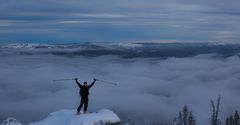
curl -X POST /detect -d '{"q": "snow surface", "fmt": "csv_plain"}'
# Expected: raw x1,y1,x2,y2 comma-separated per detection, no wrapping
1,118,24,125
1,109,121,125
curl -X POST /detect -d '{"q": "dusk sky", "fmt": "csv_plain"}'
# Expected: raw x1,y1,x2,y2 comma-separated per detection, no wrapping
0,0,240,43
1,1,240,124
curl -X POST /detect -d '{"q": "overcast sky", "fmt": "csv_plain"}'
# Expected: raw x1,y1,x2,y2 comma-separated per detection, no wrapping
0,0,240,43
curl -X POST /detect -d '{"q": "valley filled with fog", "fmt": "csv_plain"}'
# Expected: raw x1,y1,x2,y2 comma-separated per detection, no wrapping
0,43,240,125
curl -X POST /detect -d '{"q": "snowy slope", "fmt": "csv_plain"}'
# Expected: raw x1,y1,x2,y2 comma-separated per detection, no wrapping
1,118,24,125
1,109,121,125
28,109,121,125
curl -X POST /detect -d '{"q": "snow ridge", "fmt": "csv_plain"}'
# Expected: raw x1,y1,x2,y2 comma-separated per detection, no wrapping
1,109,121,125
1,117,23,125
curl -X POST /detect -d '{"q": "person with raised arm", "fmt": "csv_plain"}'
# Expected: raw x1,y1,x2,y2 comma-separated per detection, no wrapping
75,78,96,115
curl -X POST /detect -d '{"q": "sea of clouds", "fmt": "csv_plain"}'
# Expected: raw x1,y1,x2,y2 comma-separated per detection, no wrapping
0,45,240,125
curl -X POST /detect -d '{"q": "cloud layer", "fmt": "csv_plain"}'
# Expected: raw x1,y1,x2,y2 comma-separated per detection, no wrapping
1,50,240,125
0,0,240,43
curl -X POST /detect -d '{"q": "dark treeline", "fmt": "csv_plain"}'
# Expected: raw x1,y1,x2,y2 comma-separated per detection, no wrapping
122,95,240,125
173,105,196,125
225,110,240,125
172,96,239,125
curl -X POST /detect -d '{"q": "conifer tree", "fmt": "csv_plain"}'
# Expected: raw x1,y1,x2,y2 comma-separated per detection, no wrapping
226,118,229,125
210,95,221,125
178,111,183,125
188,111,196,125
173,105,196,125
183,105,189,125
234,110,239,125
230,115,234,125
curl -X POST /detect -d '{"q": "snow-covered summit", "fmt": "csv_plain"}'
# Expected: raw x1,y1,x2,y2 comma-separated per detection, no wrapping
1,117,23,125
29,109,121,125
1,109,121,125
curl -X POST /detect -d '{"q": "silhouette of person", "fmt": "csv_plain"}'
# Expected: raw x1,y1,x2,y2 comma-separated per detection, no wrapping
75,78,96,114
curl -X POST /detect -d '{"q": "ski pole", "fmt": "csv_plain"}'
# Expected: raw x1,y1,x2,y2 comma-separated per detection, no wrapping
95,79,118,86
53,78,75,82
53,78,118,86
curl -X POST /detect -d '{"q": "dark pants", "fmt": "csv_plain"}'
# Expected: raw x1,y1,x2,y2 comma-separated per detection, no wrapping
77,96,88,112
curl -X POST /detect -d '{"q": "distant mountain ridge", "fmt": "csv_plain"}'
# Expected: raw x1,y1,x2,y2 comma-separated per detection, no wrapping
0,42,240,58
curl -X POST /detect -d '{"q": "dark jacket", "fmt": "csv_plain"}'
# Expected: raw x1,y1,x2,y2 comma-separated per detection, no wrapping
75,80,95,97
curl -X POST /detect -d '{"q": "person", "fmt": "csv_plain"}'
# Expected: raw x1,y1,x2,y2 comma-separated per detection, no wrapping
75,78,96,115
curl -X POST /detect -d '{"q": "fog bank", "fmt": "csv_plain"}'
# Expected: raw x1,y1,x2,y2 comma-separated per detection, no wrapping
0,53,240,125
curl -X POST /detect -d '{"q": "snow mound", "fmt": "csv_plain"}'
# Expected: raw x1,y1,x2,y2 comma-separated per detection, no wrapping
28,109,121,125
1,117,23,125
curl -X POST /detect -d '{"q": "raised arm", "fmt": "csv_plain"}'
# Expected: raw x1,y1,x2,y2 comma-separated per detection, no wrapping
75,78,83,88
88,78,96,88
